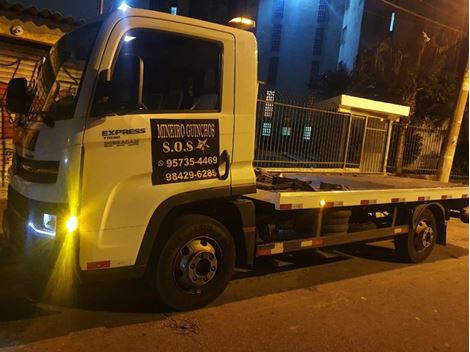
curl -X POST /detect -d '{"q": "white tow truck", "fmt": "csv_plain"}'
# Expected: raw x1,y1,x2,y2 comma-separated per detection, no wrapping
2,9,468,310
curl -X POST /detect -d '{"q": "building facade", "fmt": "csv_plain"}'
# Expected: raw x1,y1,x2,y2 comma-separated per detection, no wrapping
256,0,345,97
255,0,468,97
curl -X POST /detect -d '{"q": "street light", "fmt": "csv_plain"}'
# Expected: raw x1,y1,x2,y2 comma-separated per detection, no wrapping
118,1,131,11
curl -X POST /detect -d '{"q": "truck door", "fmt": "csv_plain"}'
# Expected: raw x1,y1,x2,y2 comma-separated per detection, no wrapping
79,18,235,269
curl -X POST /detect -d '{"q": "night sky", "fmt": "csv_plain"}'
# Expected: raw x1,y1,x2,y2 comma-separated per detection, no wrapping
13,0,150,20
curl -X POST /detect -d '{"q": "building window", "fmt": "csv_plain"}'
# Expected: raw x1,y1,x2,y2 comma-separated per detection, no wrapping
389,12,396,32
272,0,285,22
281,126,291,136
170,6,177,15
341,25,347,45
267,57,279,85
262,122,272,136
312,28,324,56
317,0,329,25
271,24,282,52
303,126,312,140
309,60,320,86
264,90,276,117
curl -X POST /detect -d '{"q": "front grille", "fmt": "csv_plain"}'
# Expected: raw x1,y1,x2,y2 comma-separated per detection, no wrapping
15,155,60,184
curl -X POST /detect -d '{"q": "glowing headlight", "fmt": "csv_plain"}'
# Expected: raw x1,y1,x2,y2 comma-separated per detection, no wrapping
28,213,57,237
319,199,326,207
66,215,78,233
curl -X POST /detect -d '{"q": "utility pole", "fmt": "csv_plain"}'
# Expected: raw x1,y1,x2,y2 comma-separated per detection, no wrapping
437,60,469,182
98,0,104,15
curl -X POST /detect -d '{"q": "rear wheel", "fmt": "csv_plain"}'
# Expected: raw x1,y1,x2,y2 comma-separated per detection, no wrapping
395,208,437,263
151,214,235,311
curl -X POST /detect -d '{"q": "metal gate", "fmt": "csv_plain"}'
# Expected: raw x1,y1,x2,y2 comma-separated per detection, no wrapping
358,116,390,173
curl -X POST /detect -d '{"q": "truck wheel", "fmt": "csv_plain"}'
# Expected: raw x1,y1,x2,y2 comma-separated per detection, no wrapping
394,209,437,263
322,223,349,234
151,214,235,311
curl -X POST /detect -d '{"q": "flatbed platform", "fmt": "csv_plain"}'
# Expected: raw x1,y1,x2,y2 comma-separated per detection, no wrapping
246,173,468,210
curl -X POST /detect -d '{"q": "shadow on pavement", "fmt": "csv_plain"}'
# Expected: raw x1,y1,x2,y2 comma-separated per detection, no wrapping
0,296,58,322
0,235,468,348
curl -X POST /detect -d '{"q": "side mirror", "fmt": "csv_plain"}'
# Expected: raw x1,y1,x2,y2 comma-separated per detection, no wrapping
6,78,30,114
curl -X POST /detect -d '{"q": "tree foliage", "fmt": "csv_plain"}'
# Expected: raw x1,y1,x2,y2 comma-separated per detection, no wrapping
318,32,465,127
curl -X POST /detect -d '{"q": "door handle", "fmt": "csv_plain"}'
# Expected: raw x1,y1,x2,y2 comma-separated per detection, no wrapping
218,150,230,180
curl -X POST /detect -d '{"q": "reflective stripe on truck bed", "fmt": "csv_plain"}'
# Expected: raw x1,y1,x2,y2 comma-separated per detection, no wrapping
246,188,469,210
256,225,410,257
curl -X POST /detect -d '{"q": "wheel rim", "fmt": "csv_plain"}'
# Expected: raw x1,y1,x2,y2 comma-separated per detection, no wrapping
173,236,221,293
414,219,434,253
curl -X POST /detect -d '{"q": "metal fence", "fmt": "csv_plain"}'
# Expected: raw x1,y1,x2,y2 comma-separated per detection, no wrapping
386,124,447,174
254,89,468,181
254,95,391,173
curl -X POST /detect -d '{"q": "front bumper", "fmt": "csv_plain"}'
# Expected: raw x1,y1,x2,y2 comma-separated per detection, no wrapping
3,186,145,282
3,186,69,256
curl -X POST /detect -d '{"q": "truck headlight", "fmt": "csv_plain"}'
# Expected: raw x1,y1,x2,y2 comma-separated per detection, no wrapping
28,213,57,237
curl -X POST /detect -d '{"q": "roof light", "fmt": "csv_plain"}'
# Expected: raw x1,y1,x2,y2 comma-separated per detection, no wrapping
124,35,136,42
228,17,256,29
118,1,131,11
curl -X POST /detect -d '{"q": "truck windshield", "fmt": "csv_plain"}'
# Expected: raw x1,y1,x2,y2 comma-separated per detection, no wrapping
29,22,101,121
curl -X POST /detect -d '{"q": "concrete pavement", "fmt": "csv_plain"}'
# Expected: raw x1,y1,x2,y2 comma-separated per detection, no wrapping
0,219,468,351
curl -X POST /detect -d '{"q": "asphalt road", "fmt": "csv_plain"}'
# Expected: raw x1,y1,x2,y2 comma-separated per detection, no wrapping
0,218,468,352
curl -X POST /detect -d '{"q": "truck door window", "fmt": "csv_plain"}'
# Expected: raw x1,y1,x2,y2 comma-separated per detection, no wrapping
92,29,222,116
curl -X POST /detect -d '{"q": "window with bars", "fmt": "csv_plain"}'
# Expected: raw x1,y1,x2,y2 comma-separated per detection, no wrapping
312,28,324,56
271,24,282,52
281,126,291,136
303,126,312,140
267,57,279,85
262,122,272,136
264,90,276,117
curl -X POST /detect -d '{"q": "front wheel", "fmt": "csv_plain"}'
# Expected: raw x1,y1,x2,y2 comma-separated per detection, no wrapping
151,214,235,311
395,208,437,263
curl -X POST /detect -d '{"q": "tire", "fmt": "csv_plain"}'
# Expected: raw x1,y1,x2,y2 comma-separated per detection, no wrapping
151,214,235,311
394,208,437,263
322,223,349,234
324,210,352,219
322,216,350,225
